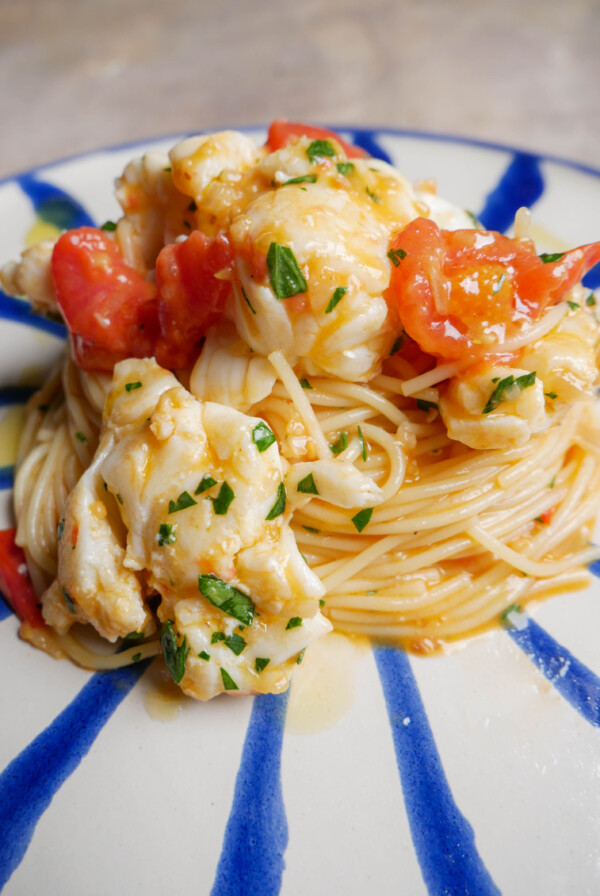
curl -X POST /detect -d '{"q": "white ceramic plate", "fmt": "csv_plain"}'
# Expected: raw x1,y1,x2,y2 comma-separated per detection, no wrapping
1,129,599,896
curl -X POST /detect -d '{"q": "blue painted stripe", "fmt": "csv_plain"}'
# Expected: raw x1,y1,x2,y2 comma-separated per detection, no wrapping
0,662,149,889
210,692,289,896
350,129,393,164
0,466,14,490
16,175,95,230
478,153,545,233
507,618,600,727
0,290,66,339
583,264,600,290
589,558,600,578
374,647,501,896
0,385,37,407
0,594,12,622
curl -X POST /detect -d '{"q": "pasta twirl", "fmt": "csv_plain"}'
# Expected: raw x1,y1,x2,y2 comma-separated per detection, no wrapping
2,121,600,698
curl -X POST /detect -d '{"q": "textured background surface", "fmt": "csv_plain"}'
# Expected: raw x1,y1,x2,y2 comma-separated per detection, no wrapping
0,0,598,177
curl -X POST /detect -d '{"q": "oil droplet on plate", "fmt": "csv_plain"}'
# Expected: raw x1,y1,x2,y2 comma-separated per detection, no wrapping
143,667,187,721
286,632,369,735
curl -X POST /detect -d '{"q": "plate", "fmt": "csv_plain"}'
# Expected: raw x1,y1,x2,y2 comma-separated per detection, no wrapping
1,128,599,896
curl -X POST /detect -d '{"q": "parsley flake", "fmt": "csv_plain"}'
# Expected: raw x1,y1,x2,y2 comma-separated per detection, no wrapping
211,481,235,515
75,431,87,443
387,247,407,267
296,648,306,665
266,242,307,299
198,650,211,661
253,421,276,452
220,668,239,690
352,507,373,532
482,372,536,415
211,632,226,644
125,381,142,392
241,286,256,315
284,174,318,185
586,292,597,307
160,621,190,684
168,491,197,514
416,398,438,413
330,432,348,454
545,391,558,400
567,300,580,310
131,652,142,663
62,588,76,614
286,616,303,630
157,522,177,546
198,574,255,625
195,474,217,495
389,335,404,355
306,139,336,163
255,657,270,673
325,286,347,314
223,633,247,656
100,220,117,231
336,161,355,176
297,472,319,495
500,603,522,624
357,425,368,461
366,186,381,204
300,378,312,389
266,481,286,520
539,252,565,263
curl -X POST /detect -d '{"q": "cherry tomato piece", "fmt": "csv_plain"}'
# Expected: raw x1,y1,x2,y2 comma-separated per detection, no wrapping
266,120,367,159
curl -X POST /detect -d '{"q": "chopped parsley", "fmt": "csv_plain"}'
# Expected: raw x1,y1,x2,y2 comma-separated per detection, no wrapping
297,472,319,495
357,425,368,461
482,372,536,415
211,632,226,644
319,598,326,607
157,523,177,546
241,286,256,314
325,286,347,314
124,630,144,641
329,432,348,454
100,220,117,231
168,490,197,513
57,519,65,541
223,632,247,656
539,252,565,263
252,421,276,452
296,648,306,665
365,186,381,204
352,507,373,532
389,334,404,355
336,161,355,176
211,481,235,515
220,668,239,690
549,476,556,489
116,493,123,505
286,616,303,630
500,603,522,623
195,474,217,494
300,377,312,389
266,481,286,520
62,587,76,614
198,650,210,661
130,652,142,663
75,431,87,443
306,139,336,163
586,292,597,307
266,242,307,299
387,247,407,267
284,174,318,185
465,210,482,228
198,574,255,625
125,381,142,392
303,525,320,534
567,300,580,310
545,391,558,400
160,621,190,684
416,398,438,413
255,657,270,673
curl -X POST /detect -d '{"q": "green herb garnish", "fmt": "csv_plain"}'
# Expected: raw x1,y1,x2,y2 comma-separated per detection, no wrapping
57,519,65,541
62,588,75,614
500,603,522,623
198,574,255,625
585,293,597,307
266,242,307,299
75,431,87,443
482,372,536,415
387,247,407,267
241,286,256,315
157,523,177,546
297,472,319,495
306,139,336,163
131,652,142,663
255,657,270,673
160,621,189,684
125,381,142,392
336,161,355,176
284,174,318,185
124,631,144,641
266,481,286,520
211,481,235,515
416,398,438,413
198,650,210,661
168,490,197,513
545,391,558,400
567,300,580,310
223,632,247,656
365,186,381,204
389,334,404,355
352,507,373,532
195,474,217,495
296,648,306,665
325,286,347,314
539,252,565,263
329,432,348,454
357,425,368,461
300,378,312,389
253,421,276,452
286,616,303,630
220,668,239,690
100,220,117,231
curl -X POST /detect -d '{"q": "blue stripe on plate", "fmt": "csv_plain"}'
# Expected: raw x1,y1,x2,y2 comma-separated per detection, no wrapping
0,467,14,490
374,647,500,896
507,618,600,727
0,661,150,890
210,692,289,896
350,130,393,163
0,594,12,622
478,153,545,233
0,385,37,406
16,175,95,230
0,290,66,339
583,264,600,290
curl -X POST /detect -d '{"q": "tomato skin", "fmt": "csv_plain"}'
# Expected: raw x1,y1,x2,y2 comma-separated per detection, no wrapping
155,231,234,369
387,218,600,362
51,227,158,371
0,528,46,628
266,120,367,159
